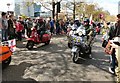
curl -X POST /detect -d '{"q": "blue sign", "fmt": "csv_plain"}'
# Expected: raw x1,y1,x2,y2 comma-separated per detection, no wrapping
34,3,41,12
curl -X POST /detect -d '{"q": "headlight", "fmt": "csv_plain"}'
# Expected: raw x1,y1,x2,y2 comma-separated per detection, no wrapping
73,37,76,41
77,39,81,42
78,31,83,36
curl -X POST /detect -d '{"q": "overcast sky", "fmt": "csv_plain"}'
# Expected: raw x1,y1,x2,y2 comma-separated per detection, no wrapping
0,0,119,15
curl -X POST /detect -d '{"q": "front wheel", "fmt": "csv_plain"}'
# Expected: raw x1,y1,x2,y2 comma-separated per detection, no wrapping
26,41,34,50
72,51,79,63
45,40,50,45
2,56,11,69
68,43,72,49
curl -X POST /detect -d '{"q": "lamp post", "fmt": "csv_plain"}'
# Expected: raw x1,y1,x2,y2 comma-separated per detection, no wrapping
7,3,11,14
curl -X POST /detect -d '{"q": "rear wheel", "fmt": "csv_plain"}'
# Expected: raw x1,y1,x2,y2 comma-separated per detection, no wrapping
26,41,34,50
2,56,11,69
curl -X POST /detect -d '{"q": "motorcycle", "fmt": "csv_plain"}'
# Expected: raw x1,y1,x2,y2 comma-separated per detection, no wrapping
69,25,92,63
26,27,51,50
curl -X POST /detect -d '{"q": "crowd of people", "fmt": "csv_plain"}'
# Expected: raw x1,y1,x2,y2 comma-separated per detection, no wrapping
0,12,71,42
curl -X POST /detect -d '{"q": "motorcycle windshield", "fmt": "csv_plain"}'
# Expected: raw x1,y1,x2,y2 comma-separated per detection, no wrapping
76,25,86,35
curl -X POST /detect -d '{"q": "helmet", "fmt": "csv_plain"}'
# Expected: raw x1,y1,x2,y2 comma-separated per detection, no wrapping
84,18,90,23
74,20,79,23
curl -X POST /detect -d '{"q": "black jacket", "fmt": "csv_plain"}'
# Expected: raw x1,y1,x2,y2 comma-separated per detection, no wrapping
109,21,120,40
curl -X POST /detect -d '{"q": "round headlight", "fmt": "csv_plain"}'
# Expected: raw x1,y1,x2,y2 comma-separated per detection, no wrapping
78,31,83,36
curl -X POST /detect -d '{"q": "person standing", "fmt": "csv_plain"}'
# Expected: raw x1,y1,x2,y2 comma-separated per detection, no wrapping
50,18,55,34
45,18,50,31
26,17,33,37
56,19,60,35
108,14,120,75
16,20,24,41
110,37,120,83
0,12,8,41
8,14,15,40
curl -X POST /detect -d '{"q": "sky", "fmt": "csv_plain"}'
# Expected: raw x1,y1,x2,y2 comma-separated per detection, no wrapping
0,0,119,15
87,0,120,15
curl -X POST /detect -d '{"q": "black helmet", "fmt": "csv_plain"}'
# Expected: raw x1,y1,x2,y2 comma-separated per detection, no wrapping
84,18,90,23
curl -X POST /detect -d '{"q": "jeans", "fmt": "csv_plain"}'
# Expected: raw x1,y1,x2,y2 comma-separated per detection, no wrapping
110,49,117,73
2,29,8,42
50,27,54,34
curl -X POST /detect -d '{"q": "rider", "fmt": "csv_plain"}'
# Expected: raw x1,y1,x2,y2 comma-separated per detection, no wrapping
83,18,94,41
36,17,46,41
71,19,81,30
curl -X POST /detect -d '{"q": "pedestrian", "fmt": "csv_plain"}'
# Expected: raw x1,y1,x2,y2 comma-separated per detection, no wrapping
50,18,55,34
26,17,33,37
0,12,8,42
56,19,60,35
17,16,25,37
102,28,109,48
16,20,24,41
45,18,50,31
8,14,16,40
107,14,120,75
110,37,120,83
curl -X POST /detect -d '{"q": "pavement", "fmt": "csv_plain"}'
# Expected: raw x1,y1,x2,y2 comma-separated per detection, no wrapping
2,35,116,82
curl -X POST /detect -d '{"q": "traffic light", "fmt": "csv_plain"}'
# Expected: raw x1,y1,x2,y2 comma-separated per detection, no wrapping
57,2,60,13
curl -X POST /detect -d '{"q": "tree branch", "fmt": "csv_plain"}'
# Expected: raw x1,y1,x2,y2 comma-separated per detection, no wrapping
39,2,52,11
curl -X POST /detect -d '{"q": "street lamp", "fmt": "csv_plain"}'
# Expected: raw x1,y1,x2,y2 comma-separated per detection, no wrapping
7,3,11,14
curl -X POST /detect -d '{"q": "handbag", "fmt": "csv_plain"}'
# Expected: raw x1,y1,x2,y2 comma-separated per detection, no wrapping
104,41,113,55
102,40,108,48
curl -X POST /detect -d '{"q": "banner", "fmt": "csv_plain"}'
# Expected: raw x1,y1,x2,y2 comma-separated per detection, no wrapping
7,39,16,52
89,14,93,25
1,39,16,52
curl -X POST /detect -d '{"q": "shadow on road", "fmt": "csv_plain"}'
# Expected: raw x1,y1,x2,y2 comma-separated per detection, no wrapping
2,62,38,83
7,35,116,81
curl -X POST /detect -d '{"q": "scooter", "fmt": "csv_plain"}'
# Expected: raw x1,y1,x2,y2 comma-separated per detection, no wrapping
26,27,51,50
70,25,92,63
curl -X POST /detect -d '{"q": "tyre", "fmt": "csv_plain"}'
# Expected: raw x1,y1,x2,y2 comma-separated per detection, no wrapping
45,40,50,45
68,43,72,49
26,41,34,50
2,56,11,69
72,51,79,63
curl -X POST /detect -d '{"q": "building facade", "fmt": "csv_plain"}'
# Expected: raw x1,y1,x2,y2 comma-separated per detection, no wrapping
14,0,34,17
